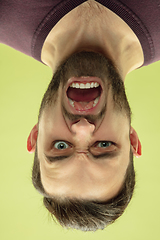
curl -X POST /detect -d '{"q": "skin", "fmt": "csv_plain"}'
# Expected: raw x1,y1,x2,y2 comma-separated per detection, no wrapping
27,1,142,201
41,0,144,77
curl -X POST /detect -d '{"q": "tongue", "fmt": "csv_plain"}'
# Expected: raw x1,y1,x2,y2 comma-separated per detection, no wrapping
74,100,94,110
67,87,100,102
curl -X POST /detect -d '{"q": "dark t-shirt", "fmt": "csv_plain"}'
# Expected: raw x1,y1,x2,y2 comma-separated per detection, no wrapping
0,0,160,66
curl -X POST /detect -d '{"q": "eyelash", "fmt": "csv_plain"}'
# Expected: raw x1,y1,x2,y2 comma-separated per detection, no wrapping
95,141,113,148
54,141,70,150
53,140,115,149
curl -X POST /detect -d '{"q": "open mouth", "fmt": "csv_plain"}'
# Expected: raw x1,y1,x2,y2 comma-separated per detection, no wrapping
66,81,102,111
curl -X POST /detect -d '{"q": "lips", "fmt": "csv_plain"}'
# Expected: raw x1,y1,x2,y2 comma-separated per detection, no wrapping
65,77,103,113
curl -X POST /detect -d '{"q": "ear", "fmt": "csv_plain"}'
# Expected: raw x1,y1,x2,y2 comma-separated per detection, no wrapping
27,124,38,153
130,126,142,158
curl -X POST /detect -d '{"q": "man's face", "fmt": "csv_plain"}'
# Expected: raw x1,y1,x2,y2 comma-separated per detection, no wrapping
33,52,135,202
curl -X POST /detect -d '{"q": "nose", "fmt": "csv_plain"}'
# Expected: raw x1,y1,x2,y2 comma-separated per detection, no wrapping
71,118,95,141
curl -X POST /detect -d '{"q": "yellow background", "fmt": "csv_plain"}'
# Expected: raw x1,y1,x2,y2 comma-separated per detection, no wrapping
0,44,160,239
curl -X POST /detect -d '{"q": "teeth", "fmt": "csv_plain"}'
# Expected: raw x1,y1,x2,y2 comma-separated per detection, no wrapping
68,96,100,109
93,97,99,107
94,82,99,87
80,83,85,89
68,98,75,107
70,82,99,89
90,82,94,88
75,83,79,88
85,83,90,89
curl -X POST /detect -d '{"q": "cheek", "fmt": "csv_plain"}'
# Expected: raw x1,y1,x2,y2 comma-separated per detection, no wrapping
38,116,72,153
96,114,130,144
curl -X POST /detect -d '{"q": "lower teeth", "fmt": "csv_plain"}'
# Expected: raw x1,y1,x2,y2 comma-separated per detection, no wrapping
93,97,99,107
68,98,75,107
68,97,99,109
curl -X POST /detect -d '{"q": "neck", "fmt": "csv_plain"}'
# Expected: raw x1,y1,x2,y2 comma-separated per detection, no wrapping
41,1,144,80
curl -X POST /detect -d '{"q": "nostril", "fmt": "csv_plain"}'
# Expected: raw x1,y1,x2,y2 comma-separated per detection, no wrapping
73,120,80,124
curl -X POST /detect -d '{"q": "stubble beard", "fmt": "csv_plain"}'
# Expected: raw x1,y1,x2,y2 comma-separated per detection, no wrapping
38,51,131,123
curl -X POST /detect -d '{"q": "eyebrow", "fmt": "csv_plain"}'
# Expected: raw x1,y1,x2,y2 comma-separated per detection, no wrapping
45,151,120,163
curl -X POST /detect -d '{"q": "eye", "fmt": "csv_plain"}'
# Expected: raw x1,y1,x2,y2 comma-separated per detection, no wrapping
90,141,116,155
97,141,113,148
54,141,69,150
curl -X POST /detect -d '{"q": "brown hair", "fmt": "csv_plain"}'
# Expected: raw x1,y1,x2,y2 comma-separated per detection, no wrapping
33,51,134,231
32,148,135,231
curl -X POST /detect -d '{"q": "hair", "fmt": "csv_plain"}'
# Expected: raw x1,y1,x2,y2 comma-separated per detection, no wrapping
38,51,132,124
33,51,134,231
32,148,135,231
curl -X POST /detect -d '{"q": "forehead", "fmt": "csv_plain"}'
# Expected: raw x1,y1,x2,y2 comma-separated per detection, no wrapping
38,140,130,201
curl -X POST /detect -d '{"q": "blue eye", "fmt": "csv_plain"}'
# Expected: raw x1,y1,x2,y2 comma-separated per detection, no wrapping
54,141,69,150
97,141,112,148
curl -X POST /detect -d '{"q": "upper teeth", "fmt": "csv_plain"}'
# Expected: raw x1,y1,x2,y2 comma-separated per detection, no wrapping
70,82,99,89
